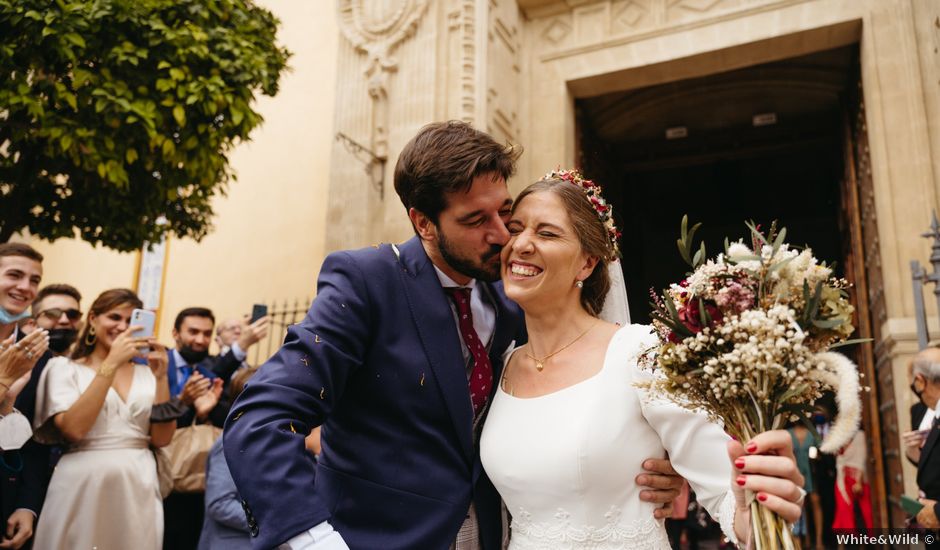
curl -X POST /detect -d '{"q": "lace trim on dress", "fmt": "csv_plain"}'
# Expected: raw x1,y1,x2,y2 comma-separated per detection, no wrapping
716,489,741,547
509,505,672,550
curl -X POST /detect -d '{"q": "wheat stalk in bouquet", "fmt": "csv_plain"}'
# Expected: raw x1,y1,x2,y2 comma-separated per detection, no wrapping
643,217,865,550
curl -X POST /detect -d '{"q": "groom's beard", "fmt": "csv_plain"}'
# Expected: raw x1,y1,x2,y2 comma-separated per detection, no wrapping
437,230,502,282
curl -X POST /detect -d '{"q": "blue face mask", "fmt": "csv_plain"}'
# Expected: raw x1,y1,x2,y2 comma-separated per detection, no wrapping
0,306,30,325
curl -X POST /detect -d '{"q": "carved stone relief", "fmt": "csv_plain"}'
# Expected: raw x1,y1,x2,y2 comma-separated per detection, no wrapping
611,0,655,34
327,0,433,252
446,0,478,123
542,16,574,46
337,0,430,160
487,0,522,145
665,0,742,24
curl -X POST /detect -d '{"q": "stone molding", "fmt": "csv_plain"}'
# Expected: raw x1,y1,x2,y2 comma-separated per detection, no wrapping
529,0,805,61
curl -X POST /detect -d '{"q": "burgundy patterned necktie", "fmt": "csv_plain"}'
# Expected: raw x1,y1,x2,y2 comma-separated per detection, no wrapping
445,287,493,416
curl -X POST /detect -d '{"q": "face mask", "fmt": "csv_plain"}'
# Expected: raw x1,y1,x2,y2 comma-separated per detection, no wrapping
0,306,30,325
178,345,209,365
48,328,78,354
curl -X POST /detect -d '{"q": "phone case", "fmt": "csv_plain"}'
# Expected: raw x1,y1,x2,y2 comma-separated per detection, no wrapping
131,310,155,337
901,495,924,516
130,310,155,354
250,304,268,323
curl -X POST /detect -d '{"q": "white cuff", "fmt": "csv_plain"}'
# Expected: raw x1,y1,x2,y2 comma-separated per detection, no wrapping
11,508,36,519
280,521,349,550
0,410,32,450
231,342,247,361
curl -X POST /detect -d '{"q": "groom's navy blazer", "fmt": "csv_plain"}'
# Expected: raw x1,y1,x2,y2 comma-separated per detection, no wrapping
224,237,525,550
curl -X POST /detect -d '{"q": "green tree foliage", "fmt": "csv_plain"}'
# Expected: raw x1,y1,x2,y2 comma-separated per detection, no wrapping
0,0,290,250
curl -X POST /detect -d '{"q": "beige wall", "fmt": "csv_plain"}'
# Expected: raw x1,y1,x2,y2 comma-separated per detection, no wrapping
30,1,339,347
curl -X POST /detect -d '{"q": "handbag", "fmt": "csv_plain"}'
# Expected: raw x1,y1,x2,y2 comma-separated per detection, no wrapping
152,446,174,498
164,423,222,493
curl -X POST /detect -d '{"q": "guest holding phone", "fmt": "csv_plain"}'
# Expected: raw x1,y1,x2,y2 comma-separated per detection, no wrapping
31,289,175,550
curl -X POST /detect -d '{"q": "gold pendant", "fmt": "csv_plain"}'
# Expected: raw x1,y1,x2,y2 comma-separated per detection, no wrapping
535,361,544,372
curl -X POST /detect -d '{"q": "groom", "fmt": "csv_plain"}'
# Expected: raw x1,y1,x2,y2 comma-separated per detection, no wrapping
223,121,682,549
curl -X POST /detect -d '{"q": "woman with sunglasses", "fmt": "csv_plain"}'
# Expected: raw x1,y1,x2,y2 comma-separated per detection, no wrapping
32,289,175,550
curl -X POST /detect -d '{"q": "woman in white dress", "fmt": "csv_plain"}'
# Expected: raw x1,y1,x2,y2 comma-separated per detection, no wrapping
33,289,175,550
480,174,805,549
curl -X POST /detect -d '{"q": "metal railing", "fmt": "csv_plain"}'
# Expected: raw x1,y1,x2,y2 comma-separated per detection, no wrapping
911,211,940,350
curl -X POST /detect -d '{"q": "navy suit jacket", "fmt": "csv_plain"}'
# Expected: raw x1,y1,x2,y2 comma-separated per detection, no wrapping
224,237,525,550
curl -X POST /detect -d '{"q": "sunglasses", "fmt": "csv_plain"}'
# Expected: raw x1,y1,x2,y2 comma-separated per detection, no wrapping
37,308,82,321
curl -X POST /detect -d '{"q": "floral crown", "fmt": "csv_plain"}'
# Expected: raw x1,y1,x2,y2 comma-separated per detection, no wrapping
541,168,621,259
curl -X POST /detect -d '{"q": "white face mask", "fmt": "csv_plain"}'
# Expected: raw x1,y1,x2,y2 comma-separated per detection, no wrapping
0,412,32,451
0,306,29,325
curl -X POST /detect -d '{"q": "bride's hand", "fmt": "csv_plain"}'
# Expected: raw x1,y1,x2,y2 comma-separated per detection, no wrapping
728,430,805,528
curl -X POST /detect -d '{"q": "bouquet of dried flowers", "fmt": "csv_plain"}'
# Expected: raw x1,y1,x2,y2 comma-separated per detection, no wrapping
644,218,864,550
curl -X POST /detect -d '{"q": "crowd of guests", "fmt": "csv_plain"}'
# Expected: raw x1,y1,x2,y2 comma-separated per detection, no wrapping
0,241,320,550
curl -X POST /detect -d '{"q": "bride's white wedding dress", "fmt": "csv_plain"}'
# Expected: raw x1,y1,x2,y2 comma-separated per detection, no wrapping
480,324,738,550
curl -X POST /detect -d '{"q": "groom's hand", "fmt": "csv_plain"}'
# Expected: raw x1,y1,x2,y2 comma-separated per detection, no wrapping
637,457,683,519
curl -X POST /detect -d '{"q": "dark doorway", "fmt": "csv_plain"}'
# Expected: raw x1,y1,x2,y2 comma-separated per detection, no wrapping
577,46,853,325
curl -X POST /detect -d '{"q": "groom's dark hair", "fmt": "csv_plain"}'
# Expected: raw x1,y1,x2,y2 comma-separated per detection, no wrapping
394,120,521,227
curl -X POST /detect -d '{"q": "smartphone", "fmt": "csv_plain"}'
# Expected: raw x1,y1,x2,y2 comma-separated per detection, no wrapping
901,494,924,516
130,309,156,355
249,304,268,324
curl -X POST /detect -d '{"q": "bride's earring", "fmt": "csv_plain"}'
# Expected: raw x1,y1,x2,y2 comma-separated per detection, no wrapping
575,280,583,288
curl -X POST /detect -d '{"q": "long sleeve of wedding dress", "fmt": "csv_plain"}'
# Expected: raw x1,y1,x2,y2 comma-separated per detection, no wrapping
632,338,740,546
481,324,739,550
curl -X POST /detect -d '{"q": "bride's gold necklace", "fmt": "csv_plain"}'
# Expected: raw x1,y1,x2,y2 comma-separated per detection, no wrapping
525,321,598,372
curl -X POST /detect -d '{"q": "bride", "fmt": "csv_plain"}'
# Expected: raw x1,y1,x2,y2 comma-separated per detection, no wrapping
479,172,804,549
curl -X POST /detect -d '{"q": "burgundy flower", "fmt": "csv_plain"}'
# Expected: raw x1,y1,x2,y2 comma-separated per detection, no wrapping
677,298,723,334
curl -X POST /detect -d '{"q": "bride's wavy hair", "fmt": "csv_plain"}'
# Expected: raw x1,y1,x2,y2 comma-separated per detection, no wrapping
512,178,614,316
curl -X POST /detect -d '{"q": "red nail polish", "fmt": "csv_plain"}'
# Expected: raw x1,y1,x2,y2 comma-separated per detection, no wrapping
746,443,758,453
757,493,767,502
736,476,746,486
734,458,745,469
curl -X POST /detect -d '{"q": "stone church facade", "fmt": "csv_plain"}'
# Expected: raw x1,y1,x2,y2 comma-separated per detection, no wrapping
328,0,940,527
